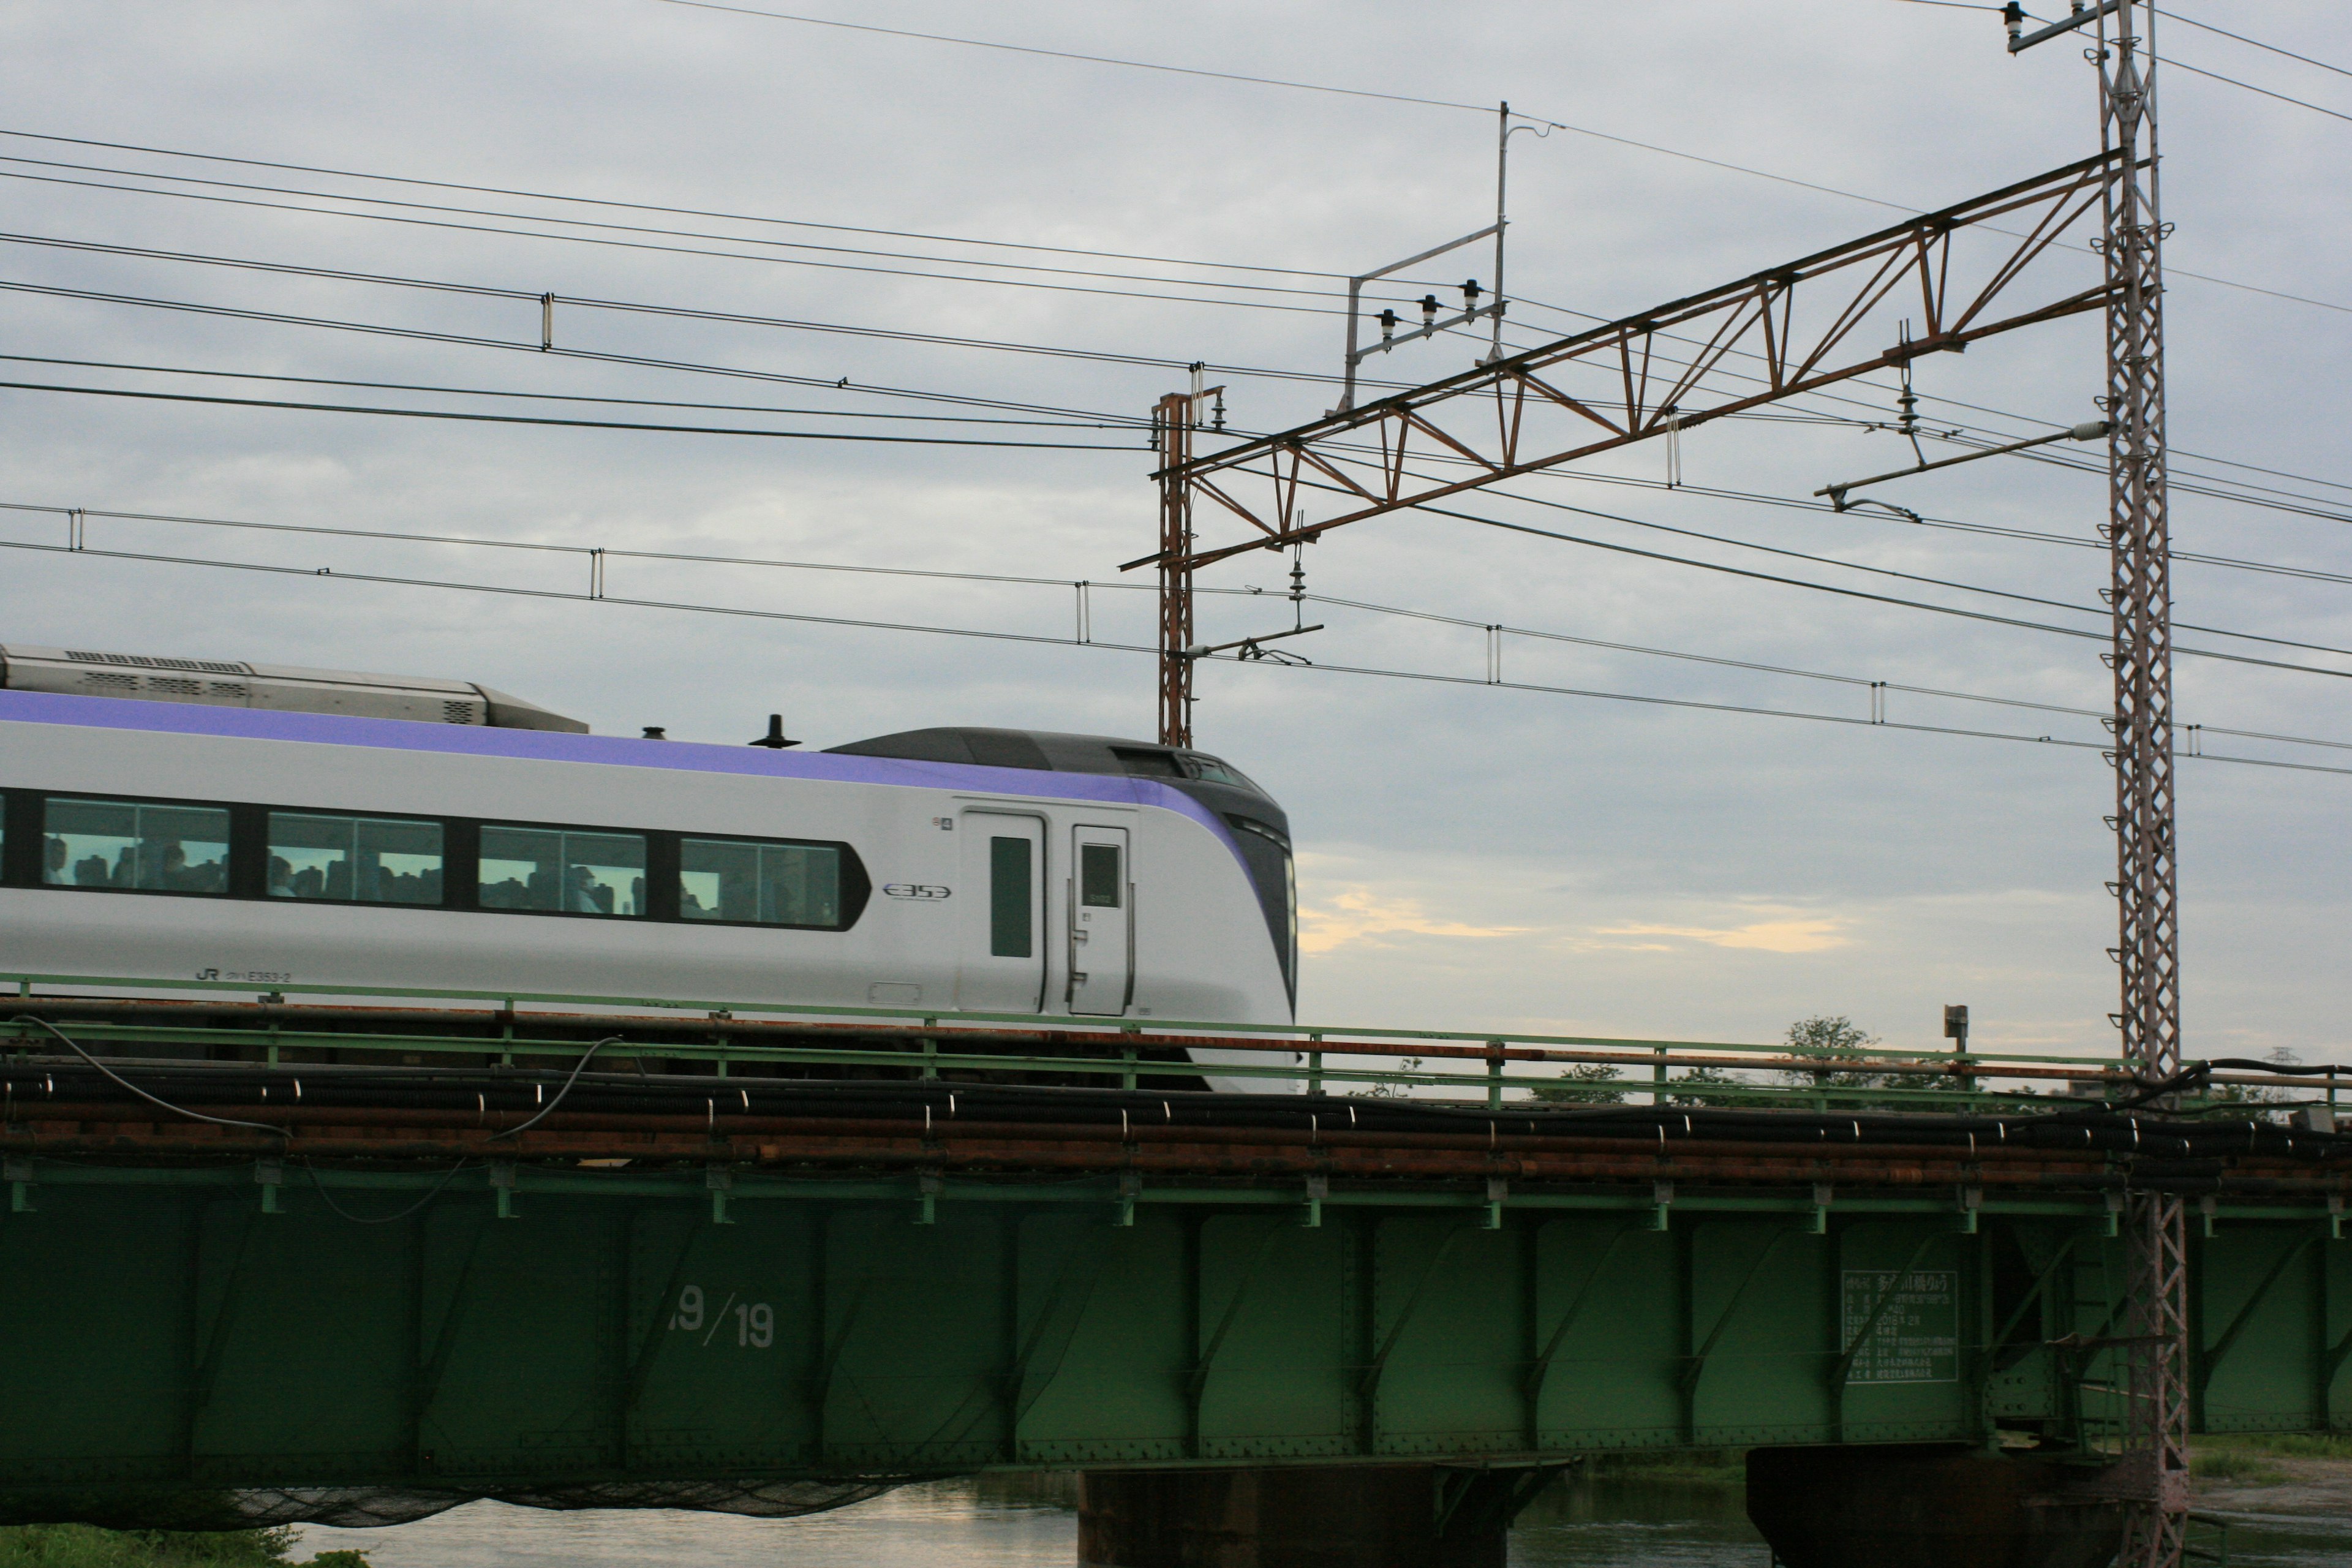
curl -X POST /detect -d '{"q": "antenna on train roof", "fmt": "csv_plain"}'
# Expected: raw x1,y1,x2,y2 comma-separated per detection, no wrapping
747,714,800,749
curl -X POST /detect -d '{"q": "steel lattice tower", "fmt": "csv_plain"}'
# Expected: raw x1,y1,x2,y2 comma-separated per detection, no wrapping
2092,3,2188,1562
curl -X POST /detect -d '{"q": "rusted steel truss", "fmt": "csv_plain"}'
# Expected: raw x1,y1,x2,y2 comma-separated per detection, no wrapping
1144,150,2124,577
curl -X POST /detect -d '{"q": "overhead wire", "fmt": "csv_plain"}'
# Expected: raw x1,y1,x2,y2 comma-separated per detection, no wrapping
0,273,1376,394
3,521,2345,778
0,168,1386,316
15,259,2345,642
639,0,2352,317
10,145,2348,510
0,354,1137,428
7,494,2350,755
0,379,1145,450
14,238,2348,643
0,129,1355,281
2155,8,2352,80
1240,451,2352,677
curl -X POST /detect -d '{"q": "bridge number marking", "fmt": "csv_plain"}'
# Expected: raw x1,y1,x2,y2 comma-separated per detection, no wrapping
1839,1268,1959,1384
735,1302,774,1348
666,1284,772,1349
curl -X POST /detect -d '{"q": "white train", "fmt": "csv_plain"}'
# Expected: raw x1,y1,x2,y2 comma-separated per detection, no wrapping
0,643,1298,1088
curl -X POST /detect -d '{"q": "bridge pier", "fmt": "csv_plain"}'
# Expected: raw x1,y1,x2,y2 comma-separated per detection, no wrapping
1745,1444,2125,1568
1077,1464,1555,1568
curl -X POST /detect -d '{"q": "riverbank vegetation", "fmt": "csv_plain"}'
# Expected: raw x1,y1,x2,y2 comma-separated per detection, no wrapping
0,1526,365,1568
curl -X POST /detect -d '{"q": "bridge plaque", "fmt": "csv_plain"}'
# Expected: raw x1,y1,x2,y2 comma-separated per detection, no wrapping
1840,1268,1960,1384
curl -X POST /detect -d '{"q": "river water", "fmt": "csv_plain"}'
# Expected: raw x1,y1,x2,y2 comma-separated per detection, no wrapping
293,1472,2350,1567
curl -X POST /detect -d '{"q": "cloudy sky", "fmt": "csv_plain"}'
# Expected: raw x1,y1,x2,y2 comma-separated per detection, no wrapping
2,1,2347,1067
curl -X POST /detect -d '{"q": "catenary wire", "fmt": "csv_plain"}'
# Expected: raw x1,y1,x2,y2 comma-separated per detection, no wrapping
0,176,1389,317
13,149,2350,507
3,532,2345,778
2156,8,2352,80
0,274,1381,394
642,0,2351,317
1193,429,2352,661
18,263,2350,633
0,129,1357,280
7,492,2350,753
0,379,1145,450
20,217,2350,525
1244,454,2352,677
12,271,2346,655
0,354,1142,428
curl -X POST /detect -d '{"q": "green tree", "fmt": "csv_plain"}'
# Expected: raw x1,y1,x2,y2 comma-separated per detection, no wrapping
1777,1014,1899,1103
1666,1063,1777,1107
1530,1062,1627,1104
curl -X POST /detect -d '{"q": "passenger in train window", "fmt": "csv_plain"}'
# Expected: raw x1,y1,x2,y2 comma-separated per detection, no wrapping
268,855,295,897
43,835,67,884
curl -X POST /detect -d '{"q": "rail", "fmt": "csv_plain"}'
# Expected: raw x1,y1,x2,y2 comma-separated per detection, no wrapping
3,969,2342,1117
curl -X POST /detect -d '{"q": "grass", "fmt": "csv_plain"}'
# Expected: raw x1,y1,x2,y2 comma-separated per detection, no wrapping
0,1526,366,1568
2190,1449,2290,1485
2214,1431,2352,1462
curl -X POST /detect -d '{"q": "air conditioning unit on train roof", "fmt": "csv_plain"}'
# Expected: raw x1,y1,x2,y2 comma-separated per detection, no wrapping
0,643,587,733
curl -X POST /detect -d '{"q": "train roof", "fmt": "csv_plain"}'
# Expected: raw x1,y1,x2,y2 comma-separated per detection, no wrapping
0,642,586,733
824,726,1266,793
0,690,1246,843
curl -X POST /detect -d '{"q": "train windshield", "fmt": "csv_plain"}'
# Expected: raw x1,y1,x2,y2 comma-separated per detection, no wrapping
1224,815,1296,1008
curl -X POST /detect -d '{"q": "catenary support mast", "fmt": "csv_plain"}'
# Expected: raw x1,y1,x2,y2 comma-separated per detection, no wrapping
2096,3,2188,1561
1155,389,1196,747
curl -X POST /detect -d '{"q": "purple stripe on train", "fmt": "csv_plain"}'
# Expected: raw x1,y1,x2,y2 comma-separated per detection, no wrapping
0,690,1244,859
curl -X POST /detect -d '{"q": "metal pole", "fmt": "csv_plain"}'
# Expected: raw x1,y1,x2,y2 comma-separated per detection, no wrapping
1491,102,1509,364
1156,391,1195,747
2097,4,2188,1562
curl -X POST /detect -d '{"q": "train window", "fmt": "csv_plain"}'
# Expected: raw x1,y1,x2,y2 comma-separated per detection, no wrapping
1080,842,1122,908
267,813,444,906
989,835,1033,957
1109,747,1183,778
42,797,230,894
478,827,647,916
678,838,843,927
1183,753,1262,793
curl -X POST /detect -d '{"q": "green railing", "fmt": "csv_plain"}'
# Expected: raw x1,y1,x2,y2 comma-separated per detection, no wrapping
3,969,2340,1117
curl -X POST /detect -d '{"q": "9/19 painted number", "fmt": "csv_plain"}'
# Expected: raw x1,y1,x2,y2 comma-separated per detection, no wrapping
667,1284,774,1348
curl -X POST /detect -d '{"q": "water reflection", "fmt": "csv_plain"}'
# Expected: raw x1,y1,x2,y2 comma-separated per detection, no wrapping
1509,1472,1762,1566
293,1479,1077,1568
292,1470,2348,1568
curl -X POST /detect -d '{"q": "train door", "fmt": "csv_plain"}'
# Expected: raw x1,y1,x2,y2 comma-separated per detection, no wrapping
955,812,1045,1012
1066,824,1131,1016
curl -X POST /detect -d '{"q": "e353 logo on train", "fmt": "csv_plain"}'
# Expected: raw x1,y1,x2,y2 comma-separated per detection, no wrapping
882,884,951,900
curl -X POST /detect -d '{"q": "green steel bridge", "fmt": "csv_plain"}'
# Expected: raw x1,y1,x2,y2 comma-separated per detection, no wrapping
2,972,2346,1560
